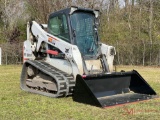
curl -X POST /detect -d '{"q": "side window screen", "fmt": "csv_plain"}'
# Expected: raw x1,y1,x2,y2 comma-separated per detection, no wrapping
49,14,70,42
49,17,60,35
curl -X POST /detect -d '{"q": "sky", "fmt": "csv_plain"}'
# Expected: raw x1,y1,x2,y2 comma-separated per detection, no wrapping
119,0,136,8
119,0,125,8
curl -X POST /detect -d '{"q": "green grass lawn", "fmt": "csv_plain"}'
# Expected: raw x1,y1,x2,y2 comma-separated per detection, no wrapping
0,65,160,120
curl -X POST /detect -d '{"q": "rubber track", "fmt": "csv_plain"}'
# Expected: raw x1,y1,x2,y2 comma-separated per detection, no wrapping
20,60,75,97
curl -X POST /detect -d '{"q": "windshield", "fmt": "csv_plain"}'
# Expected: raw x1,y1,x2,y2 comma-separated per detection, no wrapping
71,12,99,56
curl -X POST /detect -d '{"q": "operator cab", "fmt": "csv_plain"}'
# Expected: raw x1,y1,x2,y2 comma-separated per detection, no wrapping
48,7,100,59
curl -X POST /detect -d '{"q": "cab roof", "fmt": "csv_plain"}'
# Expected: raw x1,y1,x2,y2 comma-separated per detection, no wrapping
49,6,99,18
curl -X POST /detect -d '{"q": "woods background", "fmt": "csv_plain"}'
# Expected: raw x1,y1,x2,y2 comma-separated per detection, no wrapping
0,0,160,65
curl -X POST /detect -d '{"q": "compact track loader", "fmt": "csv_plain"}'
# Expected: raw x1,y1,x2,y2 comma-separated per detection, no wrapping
21,7,157,107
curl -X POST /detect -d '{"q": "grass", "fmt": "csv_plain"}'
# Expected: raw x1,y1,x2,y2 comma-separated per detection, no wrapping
0,65,160,120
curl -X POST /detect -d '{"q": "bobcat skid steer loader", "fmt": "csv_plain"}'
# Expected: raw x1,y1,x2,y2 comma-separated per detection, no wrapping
21,6,157,107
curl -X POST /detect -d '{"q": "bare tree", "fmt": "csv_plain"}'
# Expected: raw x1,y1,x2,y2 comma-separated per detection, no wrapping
0,0,27,42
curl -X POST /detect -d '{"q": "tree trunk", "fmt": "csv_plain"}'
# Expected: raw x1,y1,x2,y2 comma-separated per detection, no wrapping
116,40,120,65
125,0,129,11
138,0,145,66
132,0,135,7
149,0,153,65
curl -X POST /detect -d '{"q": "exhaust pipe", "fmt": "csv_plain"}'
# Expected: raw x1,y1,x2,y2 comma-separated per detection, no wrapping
73,70,158,107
